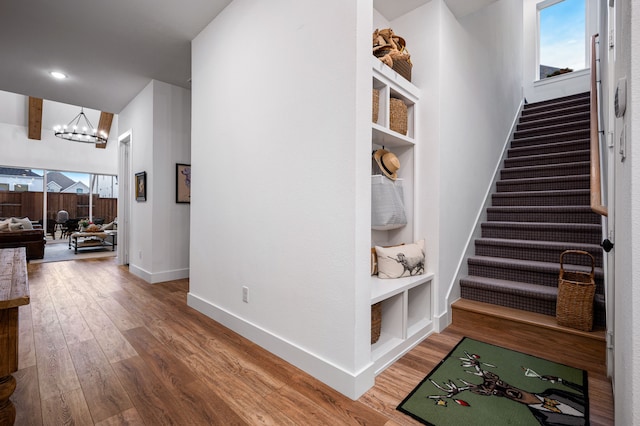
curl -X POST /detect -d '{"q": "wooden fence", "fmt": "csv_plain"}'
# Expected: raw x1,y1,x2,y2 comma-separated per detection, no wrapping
0,191,117,223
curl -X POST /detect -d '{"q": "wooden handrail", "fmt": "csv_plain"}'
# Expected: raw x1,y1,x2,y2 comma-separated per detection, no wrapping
590,33,608,217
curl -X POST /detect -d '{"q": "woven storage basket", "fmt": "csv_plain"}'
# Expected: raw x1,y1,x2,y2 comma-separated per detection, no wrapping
374,50,412,82
371,302,382,344
372,89,379,124
389,98,408,135
556,250,596,331
391,59,412,82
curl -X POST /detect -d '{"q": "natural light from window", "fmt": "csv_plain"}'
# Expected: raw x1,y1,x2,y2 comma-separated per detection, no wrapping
538,0,586,79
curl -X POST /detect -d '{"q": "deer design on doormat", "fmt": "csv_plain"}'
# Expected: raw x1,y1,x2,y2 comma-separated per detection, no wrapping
427,350,586,425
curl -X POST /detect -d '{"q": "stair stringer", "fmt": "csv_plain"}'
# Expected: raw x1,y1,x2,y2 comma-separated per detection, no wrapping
439,99,525,331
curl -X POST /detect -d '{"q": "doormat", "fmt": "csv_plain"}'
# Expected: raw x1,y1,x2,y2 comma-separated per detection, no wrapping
397,337,588,425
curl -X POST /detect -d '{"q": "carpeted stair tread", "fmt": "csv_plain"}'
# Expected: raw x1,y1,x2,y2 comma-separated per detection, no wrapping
461,275,557,299
516,111,590,131
501,161,590,179
491,189,590,207
519,103,590,122
523,93,589,113
514,120,590,139
504,150,590,168
507,140,589,157
481,221,601,244
460,275,605,321
475,237,602,251
467,255,604,292
474,238,603,267
510,129,590,147
486,205,601,224
496,174,589,192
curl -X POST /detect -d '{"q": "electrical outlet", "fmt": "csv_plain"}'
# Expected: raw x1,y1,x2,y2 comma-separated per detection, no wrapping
242,286,249,303
138,250,142,259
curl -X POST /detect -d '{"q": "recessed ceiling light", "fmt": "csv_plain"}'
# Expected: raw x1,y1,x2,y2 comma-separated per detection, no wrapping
50,71,68,80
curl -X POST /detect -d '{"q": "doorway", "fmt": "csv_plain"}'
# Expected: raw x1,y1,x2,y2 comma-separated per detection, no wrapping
118,131,132,265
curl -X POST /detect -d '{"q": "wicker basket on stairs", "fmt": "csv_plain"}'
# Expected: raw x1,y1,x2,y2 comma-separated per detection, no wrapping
556,250,596,331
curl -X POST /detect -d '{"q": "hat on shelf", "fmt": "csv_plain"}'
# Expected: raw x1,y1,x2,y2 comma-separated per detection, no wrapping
373,148,400,180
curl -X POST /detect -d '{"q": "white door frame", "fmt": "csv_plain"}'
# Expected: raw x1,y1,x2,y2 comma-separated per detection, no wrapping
118,130,132,265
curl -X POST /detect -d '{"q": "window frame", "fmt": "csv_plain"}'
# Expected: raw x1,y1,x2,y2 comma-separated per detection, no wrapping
536,0,588,80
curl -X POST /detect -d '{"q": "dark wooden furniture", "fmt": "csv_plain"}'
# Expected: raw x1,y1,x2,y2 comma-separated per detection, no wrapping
0,229,45,260
0,247,29,425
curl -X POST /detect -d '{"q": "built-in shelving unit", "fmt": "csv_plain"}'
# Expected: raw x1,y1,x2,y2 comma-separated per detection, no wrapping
370,55,433,375
370,272,433,374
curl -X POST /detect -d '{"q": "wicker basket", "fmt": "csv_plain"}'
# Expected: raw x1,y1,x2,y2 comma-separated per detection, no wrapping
389,98,408,135
371,302,382,344
372,89,380,124
556,250,596,331
391,59,412,82
373,51,412,82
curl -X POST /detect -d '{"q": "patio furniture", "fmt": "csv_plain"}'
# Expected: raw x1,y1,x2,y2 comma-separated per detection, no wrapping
69,231,116,254
61,219,79,239
54,210,68,237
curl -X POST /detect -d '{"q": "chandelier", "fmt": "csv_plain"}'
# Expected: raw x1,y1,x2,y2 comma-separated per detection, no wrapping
53,108,108,144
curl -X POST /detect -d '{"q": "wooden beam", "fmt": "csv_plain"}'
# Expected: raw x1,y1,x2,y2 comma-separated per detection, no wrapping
95,112,114,149
28,97,43,140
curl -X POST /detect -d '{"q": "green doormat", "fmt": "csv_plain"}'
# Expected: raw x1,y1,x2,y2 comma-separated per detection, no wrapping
397,337,588,425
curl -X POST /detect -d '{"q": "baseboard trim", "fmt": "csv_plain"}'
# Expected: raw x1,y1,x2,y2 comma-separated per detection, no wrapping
129,264,189,284
434,308,450,333
187,292,375,400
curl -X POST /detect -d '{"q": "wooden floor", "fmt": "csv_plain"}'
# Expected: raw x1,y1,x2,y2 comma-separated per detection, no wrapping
12,258,613,425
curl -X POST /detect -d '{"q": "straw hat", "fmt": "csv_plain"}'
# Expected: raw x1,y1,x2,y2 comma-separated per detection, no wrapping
373,148,400,180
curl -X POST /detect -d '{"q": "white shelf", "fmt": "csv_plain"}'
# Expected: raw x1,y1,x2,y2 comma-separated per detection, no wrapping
372,123,415,147
371,332,403,360
370,272,434,304
371,56,420,100
370,56,433,377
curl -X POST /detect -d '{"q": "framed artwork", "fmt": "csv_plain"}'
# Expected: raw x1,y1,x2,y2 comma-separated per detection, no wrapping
135,171,147,201
176,163,191,203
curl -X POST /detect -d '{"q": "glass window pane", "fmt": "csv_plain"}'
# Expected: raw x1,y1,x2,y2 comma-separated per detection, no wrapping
539,0,586,78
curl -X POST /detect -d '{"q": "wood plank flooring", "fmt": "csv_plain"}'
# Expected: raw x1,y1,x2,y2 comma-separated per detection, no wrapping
12,258,613,425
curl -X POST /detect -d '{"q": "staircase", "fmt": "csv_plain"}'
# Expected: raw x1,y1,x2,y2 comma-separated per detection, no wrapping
458,92,606,328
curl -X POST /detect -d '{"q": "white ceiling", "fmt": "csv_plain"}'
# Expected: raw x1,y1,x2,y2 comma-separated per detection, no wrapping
373,0,432,21
444,0,500,19
0,0,232,113
0,0,498,114
373,0,500,20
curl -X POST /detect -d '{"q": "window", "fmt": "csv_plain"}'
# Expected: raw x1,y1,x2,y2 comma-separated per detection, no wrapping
538,0,586,79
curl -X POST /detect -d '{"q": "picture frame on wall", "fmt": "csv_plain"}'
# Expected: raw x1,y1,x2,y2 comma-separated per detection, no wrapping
135,171,147,201
176,163,191,203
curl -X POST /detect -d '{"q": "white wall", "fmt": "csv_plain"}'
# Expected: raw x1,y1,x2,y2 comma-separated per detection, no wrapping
613,0,640,423
436,0,524,319
0,90,118,175
117,80,191,284
190,0,372,398
151,81,191,281
119,83,154,279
